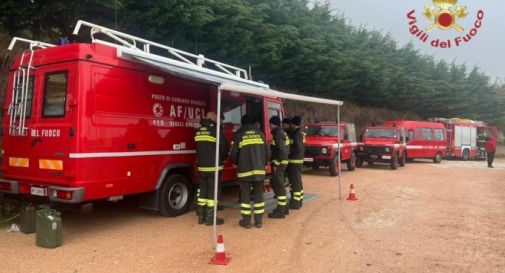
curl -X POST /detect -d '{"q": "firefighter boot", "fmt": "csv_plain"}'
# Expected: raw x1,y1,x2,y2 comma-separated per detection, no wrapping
239,215,251,229
285,202,290,215
268,206,286,219
205,209,224,226
254,214,263,228
289,200,301,210
197,206,207,225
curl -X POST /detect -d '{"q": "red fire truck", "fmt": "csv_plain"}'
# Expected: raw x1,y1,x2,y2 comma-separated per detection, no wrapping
385,120,446,163
356,125,407,170
0,21,343,216
430,118,499,160
303,122,357,176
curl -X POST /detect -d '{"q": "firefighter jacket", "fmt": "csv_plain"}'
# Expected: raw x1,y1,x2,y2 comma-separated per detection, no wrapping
288,127,305,164
270,126,290,166
230,125,270,181
194,119,228,175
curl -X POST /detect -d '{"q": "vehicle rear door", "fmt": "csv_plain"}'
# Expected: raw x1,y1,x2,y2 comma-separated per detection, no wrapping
27,64,75,186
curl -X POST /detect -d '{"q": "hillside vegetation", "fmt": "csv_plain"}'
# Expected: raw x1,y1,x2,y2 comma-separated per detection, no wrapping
1,0,504,130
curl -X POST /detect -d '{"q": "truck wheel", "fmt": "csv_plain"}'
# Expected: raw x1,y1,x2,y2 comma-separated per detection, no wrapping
390,153,398,170
312,162,320,170
461,149,470,161
329,155,340,176
399,151,406,167
346,153,356,171
160,174,193,217
433,152,443,163
356,157,363,168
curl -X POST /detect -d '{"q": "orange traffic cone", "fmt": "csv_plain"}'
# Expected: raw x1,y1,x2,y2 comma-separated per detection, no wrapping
209,235,231,265
346,183,358,201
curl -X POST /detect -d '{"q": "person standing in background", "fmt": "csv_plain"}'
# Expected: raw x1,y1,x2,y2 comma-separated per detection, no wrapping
485,136,496,168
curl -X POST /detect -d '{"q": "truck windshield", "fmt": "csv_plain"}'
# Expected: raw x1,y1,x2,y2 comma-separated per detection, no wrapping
306,125,338,137
365,128,397,139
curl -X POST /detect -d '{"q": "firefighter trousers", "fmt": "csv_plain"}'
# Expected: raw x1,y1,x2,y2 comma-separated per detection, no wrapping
239,181,265,218
487,152,495,167
287,163,303,205
198,173,221,209
271,164,288,207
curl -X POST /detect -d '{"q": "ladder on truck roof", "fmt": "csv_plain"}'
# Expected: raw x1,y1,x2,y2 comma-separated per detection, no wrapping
7,38,55,136
72,20,252,81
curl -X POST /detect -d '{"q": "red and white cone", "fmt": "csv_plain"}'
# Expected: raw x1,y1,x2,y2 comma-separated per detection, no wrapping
346,183,358,201
209,235,231,265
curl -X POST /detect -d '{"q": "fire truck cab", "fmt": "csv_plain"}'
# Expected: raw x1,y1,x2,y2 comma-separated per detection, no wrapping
303,122,357,176
0,21,285,216
356,125,407,170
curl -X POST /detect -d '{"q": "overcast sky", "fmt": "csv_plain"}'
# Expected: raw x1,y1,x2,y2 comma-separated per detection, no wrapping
312,0,504,81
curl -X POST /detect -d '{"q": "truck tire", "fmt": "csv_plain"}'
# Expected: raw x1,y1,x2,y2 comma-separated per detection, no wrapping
356,157,364,168
433,152,443,163
390,153,398,170
329,155,340,176
461,149,470,161
399,151,406,167
160,174,193,217
346,153,356,171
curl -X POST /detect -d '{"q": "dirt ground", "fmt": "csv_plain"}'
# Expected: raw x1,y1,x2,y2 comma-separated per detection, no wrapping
1,158,504,273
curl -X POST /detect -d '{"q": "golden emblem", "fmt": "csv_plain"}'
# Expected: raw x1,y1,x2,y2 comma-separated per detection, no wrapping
424,0,468,32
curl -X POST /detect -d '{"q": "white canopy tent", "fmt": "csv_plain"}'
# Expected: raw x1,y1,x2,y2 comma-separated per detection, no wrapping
118,49,345,249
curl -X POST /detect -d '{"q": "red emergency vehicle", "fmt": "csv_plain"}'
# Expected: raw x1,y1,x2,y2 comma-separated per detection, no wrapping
356,125,407,170
0,21,288,216
303,122,357,176
385,120,446,163
430,118,499,160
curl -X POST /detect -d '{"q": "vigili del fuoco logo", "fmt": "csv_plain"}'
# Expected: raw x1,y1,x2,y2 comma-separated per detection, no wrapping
407,0,484,48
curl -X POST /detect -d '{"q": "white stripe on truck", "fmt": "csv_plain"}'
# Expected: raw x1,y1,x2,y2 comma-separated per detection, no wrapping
69,150,196,159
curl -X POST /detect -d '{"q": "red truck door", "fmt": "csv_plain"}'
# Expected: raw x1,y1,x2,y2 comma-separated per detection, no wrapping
6,63,75,189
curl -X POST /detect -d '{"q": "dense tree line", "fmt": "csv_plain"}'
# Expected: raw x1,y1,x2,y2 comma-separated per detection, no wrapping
1,0,504,129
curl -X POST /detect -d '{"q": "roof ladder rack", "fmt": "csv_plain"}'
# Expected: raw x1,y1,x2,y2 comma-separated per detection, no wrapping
7,38,55,136
72,20,250,80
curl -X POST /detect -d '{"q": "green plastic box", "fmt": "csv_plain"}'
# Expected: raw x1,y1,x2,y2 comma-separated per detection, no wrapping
35,209,63,248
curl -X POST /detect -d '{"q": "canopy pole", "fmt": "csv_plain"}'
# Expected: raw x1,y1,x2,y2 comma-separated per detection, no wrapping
212,85,223,249
337,105,341,200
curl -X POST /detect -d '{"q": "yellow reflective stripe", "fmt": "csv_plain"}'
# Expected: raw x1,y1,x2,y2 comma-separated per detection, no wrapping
239,139,265,148
289,159,304,164
280,160,288,165
194,135,217,142
197,166,224,172
272,140,276,145
9,157,29,168
254,209,265,214
278,201,287,206
272,160,280,166
285,138,290,145
207,200,215,206
241,210,252,215
237,170,266,177
289,139,294,144
293,196,302,201
39,159,63,170
254,202,265,208
277,196,287,200
272,160,288,165
294,192,302,196
241,203,252,208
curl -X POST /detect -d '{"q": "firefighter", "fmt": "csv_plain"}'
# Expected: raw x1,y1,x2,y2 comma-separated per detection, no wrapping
230,114,270,228
267,116,290,219
287,116,305,210
282,118,292,133
194,112,228,226
485,136,496,168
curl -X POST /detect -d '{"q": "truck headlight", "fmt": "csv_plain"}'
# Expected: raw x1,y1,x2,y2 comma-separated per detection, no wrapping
321,147,328,154
385,147,390,152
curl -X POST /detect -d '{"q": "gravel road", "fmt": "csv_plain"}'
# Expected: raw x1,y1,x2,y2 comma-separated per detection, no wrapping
2,158,504,273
